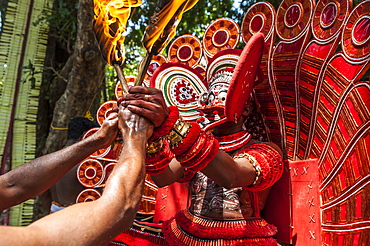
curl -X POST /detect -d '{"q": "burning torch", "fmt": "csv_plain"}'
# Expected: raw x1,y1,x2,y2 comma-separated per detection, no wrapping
93,0,143,94
135,0,199,86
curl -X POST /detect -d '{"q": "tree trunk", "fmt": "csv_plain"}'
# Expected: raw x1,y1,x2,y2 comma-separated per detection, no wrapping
42,0,105,155
33,0,105,221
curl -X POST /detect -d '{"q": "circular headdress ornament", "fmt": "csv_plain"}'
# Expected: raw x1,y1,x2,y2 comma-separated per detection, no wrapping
96,100,117,126
77,159,104,188
312,0,351,42
76,189,101,203
241,1,275,44
115,75,136,99
141,54,168,86
341,1,370,61
168,34,203,67
202,18,240,59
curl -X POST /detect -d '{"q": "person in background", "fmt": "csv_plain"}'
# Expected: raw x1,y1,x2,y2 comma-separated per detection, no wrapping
41,117,100,213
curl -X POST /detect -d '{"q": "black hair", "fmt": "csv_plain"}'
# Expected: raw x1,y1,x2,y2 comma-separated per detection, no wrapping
67,117,99,140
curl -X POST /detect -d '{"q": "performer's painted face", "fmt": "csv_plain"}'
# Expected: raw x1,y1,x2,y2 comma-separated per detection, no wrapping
198,71,232,126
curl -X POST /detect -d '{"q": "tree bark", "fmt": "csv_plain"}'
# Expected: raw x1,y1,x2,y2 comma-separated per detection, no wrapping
33,0,105,221
42,0,105,155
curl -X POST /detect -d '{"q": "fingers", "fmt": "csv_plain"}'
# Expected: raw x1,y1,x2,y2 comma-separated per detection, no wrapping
128,86,159,95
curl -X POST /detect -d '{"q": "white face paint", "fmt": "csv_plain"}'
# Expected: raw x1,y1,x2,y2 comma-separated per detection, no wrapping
197,70,233,128
206,82,229,106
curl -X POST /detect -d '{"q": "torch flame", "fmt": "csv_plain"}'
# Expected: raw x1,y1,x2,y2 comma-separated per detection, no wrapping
143,0,199,55
93,0,143,66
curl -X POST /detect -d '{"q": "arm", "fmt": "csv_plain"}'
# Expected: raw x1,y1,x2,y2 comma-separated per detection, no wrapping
150,150,257,188
0,114,118,211
0,108,153,246
121,87,282,189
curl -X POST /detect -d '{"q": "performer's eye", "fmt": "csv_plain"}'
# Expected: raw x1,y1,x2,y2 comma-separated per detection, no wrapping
218,91,227,103
198,92,208,105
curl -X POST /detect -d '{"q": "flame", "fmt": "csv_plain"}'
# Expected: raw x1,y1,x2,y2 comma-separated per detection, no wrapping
93,0,143,66
143,0,199,54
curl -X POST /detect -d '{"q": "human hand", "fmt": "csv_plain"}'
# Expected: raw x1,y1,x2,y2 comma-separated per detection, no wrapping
117,86,169,127
93,112,119,148
118,104,154,140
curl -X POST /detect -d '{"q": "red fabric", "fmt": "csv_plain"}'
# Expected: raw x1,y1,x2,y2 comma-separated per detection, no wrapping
171,210,277,239
153,182,190,223
109,228,168,246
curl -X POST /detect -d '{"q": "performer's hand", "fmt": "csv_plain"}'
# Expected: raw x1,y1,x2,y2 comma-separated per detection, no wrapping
118,104,154,140
94,113,119,148
118,86,169,127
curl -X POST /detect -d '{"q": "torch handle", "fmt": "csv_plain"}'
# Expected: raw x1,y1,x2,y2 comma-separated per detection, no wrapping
134,52,154,86
114,64,129,94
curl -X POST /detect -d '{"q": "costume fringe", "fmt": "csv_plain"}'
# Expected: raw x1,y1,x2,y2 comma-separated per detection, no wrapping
162,209,278,245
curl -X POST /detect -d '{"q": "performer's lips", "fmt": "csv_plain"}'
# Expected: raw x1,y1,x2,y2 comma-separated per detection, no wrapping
198,105,225,122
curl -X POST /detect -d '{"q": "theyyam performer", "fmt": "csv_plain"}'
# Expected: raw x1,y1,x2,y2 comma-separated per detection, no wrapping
118,33,284,245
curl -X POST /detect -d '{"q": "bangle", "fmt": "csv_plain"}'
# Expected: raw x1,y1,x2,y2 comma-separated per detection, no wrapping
167,117,192,148
178,132,219,172
171,122,201,155
188,137,219,172
146,140,173,175
234,152,261,186
178,132,213,168
176,132,207,163
149,106,179,142
235,144,283,192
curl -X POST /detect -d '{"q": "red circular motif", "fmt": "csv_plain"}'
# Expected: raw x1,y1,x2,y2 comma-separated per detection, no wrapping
143,54,167,86
148,62,160,76
312,0,349,42
276,0,313,41
213,30,228,47
320,2,337,28
342,1,370,60
77,159,104,187
178,45,193,60
83,128,110,157
241,2,275,44
353,16,370,46
203,18,240,58
168,35,202,67
285,4,301,27
76,189,101,203
96,100,117,126
250,14,264,33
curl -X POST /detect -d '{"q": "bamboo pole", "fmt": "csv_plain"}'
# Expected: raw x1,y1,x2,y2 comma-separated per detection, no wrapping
134,52,154,86
114,63,129,94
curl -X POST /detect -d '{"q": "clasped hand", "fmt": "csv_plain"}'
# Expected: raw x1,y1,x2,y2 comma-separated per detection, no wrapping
117,103,153,140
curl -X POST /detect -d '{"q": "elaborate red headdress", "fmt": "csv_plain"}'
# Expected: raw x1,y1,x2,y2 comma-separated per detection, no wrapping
151,32,265,129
